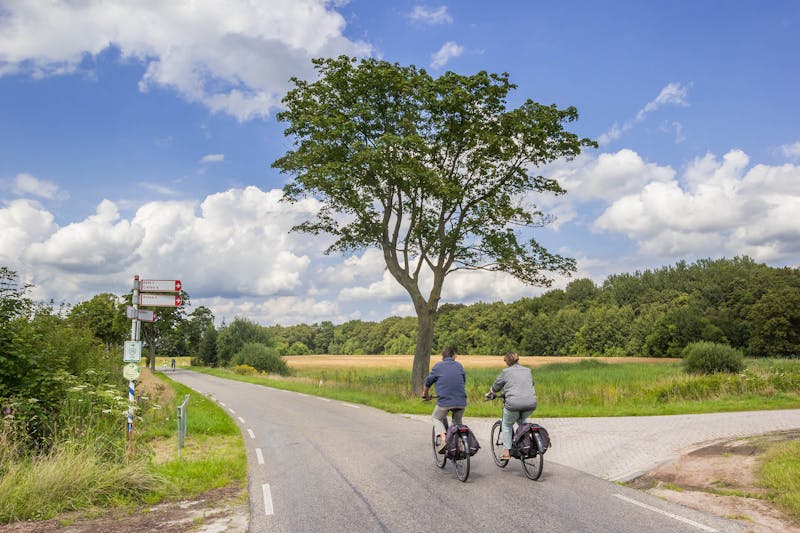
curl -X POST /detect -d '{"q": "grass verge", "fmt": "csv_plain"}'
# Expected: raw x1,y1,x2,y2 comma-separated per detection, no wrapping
141,372,247,501
760,438,800,522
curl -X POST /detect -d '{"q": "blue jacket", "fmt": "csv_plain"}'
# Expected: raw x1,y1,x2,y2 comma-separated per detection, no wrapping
424,357,467,408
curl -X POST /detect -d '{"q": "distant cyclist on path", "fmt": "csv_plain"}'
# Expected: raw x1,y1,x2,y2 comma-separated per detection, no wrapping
422,347,467,453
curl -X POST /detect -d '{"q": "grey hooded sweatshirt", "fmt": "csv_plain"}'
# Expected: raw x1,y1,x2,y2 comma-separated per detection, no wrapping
490,363,537,411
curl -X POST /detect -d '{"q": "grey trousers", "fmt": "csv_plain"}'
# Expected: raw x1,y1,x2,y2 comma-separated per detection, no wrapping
431,404,465,436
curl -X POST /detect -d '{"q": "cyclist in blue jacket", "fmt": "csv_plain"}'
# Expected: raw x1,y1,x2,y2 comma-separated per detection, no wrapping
422,346,467,453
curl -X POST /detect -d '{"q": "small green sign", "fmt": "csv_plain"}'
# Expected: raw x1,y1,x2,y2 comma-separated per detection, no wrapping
123,363,141,381
123,341,142,362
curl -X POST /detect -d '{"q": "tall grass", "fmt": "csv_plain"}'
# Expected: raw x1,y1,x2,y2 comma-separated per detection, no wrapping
760,438,800,522
0,434,160,522
0,369,247,524
194,358,800,417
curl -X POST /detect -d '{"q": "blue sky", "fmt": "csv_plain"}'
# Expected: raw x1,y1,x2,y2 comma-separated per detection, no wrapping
1,1,798,325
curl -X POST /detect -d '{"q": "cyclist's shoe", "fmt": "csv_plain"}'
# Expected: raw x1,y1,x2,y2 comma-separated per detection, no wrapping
436,436,446,454
499,451,511,460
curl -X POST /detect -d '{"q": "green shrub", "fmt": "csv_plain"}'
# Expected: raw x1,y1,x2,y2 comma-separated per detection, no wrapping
287,341,311,355
230,343,289,375
682,341,745,374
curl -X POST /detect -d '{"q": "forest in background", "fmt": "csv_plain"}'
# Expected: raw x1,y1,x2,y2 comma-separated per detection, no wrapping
255,256,800,360
22,255,797,371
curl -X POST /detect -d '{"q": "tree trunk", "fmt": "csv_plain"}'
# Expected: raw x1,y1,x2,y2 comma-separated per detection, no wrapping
411,308,435,395
149,343,156,370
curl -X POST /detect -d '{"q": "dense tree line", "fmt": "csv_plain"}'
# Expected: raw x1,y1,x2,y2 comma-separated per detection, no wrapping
199,257,798,360
4,256,797,395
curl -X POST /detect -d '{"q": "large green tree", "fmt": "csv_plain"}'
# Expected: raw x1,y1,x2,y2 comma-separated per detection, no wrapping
68,292,128,349
274,56,596,392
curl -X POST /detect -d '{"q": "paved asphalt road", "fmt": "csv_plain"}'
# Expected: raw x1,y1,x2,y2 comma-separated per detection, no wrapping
170,370,751,533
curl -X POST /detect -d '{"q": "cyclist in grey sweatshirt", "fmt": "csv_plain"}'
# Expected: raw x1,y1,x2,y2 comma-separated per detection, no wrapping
486,352,537,460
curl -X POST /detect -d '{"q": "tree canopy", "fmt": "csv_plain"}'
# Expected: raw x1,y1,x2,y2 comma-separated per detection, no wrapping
273,56,596,391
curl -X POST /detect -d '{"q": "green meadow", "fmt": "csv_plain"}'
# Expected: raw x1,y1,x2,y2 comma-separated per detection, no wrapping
195,357,800,417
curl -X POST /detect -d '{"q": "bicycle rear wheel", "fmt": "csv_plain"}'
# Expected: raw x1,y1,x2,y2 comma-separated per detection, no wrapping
520,430,544,480
453,434,470,482
432,427,446,468
489,420,508,467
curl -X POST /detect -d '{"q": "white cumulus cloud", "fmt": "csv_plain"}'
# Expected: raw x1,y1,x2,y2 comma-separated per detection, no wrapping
0,0,372,121
11,173,68,200
779,141,800,160
24,199,143,274
409,5,453,24
594,149,800,262
430,41,463,69
200,154,224,164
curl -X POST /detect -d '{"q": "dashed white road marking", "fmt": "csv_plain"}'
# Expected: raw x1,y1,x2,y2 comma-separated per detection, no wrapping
262,484,274,516
256,448,265,465
219,401,226,406
238,416,245,423
316,397,331,402
228,407,236,414
613,494,717,532
247,429,256,439
341,403,360,409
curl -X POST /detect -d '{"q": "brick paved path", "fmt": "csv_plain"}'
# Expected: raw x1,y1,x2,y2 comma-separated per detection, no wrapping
409,409,800,481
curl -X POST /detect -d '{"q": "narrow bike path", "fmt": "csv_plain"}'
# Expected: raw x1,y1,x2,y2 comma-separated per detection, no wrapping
171,370,746,533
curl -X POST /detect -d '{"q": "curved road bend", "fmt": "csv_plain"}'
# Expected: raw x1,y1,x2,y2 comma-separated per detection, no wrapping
170,370,744,533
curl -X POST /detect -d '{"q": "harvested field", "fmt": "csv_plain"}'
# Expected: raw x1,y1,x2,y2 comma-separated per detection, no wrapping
284,354,679,370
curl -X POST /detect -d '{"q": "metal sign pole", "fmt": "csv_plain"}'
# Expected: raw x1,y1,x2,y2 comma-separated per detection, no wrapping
127,275,140,459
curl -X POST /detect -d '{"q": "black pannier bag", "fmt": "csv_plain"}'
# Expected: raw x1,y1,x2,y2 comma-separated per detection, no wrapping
445,424,481,459
513,422,551,457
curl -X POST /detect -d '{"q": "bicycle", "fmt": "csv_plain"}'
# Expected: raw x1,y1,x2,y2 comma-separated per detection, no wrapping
422,395,471,482
486,393,545,480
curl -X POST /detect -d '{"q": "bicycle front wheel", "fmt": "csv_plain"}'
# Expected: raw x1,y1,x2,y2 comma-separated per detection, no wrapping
432,427,446,468
490,420,508,468
454,434,470,482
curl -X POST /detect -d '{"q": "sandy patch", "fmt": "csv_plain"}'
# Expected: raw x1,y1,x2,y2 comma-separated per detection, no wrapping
630,431,800,532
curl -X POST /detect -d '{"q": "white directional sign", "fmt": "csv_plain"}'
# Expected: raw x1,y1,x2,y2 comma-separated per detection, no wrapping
140,279,182,292
124,341,142,362
123,363,141,380
126,306,156,322
137,308,156,322
139,293,182,307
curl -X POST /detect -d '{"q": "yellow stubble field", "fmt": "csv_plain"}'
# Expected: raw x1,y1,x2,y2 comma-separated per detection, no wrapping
284,354,679,370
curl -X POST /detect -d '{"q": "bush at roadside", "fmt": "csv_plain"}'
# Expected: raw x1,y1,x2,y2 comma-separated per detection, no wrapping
230,343,290,375
683,341,745,374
